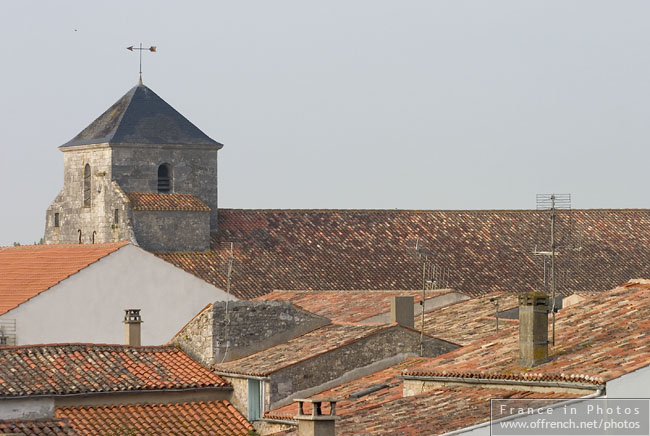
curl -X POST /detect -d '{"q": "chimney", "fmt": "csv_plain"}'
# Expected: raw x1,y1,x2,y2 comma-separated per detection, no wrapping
518,292,548,367
390,296,414,328
294,398,337,436
124,309,142,346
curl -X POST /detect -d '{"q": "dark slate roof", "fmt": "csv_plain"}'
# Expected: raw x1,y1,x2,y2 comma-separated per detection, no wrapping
156,209,650,300
61,84,222,148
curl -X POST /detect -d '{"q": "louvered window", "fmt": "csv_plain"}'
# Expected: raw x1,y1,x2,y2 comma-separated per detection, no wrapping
158,164,171,193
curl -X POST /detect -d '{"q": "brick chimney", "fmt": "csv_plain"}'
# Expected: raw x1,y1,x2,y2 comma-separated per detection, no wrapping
123,309,142,346
518,292,548,367
390,296,414,328
294,398,337,436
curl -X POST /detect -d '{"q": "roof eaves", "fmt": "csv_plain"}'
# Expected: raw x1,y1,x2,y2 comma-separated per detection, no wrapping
0,384,233,400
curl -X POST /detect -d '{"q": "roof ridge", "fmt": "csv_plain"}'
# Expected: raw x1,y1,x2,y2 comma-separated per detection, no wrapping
58,398,231,411
402,369,605,386
108,84,143,142
0,241,129,250
217,208,650,213
0,342,178,352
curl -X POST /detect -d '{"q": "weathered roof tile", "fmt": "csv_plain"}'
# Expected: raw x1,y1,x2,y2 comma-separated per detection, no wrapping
127,192,210,211
0,418,77,435
156,209,650,300
0,344,229,397
405,280,650,384
57,401,252,436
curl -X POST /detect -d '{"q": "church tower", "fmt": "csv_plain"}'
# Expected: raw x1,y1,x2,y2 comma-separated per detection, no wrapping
44,81,223,251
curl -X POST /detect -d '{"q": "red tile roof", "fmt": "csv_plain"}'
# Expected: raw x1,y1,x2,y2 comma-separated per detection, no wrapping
57,401,252,436
0,418,77,435
415,293,519,345
126,192,210,211
255,290,449,322
266,358,579,436
0,344,229,397
214,323,395,376
405,280,650,385
0,243,128,315
156,209,650,300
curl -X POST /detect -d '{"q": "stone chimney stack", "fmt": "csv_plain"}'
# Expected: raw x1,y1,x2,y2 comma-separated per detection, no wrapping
294,398,337,436
390,296,414,328
518,292,548,367
124,309,142,346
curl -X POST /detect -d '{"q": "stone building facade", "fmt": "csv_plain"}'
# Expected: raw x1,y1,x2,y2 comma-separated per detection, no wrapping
44,81,222,251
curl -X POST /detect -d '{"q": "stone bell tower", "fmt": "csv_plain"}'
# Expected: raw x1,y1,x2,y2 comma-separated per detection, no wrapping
44,79,223,251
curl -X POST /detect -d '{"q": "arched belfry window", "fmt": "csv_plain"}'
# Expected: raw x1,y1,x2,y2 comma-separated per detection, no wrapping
157,164,171,193
83,164,91,207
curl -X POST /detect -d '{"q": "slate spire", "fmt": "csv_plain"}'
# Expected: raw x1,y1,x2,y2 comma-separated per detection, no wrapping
61,84,221,148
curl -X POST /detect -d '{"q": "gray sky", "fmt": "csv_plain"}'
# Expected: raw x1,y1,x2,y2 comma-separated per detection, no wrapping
1,1,649,245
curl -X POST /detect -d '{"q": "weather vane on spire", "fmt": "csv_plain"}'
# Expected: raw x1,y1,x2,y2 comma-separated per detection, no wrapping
126,43,157,84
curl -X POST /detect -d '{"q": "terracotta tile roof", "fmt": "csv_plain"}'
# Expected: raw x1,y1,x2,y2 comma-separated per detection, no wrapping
214,323,394,376
0,418,77,435
255,290,449,322
156,209,650,300
405,280,650,385
0,242,128,315
415,293,519,345
126,192,210,211
266,358,579,436
0,343,229,397
331,387,575,436
57,401,252,436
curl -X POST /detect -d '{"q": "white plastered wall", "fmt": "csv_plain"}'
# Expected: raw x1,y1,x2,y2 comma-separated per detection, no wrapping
605,364,650,398
0,244,236,345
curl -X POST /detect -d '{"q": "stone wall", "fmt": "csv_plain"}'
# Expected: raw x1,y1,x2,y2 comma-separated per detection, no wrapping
132,209,210,251
172,305,214,366
45,140,219,247
111,143,219,230
268,326,458,407
173,301,330,364
44,145,135,245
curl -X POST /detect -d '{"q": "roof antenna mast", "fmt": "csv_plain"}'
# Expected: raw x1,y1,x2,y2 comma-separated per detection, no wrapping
414,238,442,357
534,193,573,347
126,43,157,84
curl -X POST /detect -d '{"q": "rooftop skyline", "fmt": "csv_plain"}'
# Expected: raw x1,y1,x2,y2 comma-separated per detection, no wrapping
2,1,650,245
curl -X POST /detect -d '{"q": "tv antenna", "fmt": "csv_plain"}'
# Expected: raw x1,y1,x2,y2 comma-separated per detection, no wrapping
415,238,434,357
127,43,157,83
413,238,452,356
534,193,576,346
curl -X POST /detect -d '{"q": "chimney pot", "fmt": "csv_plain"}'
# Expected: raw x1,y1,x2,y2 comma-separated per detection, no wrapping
294,398,337,436
124,309,142,346
390,296,415,328
518,292,548,367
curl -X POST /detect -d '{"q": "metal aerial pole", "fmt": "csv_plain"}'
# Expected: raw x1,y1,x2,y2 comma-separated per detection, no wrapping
550,194,556,346
420,261,426,357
